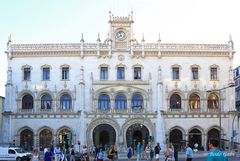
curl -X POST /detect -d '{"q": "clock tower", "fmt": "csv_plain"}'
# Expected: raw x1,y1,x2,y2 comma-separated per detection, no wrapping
108,11,134,49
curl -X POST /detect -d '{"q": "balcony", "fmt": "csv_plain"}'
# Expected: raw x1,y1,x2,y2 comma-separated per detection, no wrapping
93,108,147,114
17,108,34,113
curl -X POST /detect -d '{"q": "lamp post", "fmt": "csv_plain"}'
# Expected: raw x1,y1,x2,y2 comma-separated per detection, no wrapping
230,110,240,150
207,82,235,150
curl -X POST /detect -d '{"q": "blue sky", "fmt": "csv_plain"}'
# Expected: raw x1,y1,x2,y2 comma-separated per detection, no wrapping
0,0,240,96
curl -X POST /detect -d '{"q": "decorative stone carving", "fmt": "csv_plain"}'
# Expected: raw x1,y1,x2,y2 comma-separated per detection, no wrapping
194,82,197,89
44,82,47,88
64,81,67,88
165,85,168,93
118,55,125,61
174,81,178,89
7,67,12,83
25,81,28,89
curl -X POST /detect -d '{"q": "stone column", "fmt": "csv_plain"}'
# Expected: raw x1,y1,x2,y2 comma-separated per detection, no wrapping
79,66,85,145
156,66,166,150
2,67,13,143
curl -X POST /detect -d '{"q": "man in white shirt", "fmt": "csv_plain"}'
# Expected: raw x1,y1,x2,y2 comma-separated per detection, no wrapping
54,145,61,161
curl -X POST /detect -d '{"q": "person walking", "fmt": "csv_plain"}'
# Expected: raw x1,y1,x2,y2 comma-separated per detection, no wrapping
164,143,174,161
96,148,104,161
207,139,228,161
69,147,75,161
136,142,142,161
31,149,40,161
154,142,161,161
82,145,89,161
127,145,133,161
185,144,193,161
54,145,61,161
44,148,53,161
108,146,115,161
145,144,151,161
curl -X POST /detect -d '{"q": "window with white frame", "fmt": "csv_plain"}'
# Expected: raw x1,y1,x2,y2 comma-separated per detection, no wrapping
210,67,218,80
23,68,31,81
172,67,179,80
42,67,50,80
62,67,69,80
117,67,125,80
100,67,108,80
134,67,141,80
115,94,127,109
192,67,199,80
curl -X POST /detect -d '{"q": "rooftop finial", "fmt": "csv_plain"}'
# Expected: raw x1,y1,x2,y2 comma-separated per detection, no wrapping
157,33,161,43
141,33,145,42
228,34,234,50
130,11,133,21
7,34,12,47
80,33,84,42
109,11,112,21
97,33,101,42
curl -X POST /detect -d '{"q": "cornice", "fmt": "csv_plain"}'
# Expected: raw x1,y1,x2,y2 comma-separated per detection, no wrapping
8,43,232,58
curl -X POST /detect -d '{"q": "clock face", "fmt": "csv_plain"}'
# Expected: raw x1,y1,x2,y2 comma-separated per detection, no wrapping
116,31,126,41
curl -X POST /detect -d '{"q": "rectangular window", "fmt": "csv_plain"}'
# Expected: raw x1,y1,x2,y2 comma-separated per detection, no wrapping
62,67,69,80
117,67,125,80
23,68,31,80
192,67,199,80
100,67,108,80
210,67,217,80
172,67,179,80
134,67,141,80
42,67,50,80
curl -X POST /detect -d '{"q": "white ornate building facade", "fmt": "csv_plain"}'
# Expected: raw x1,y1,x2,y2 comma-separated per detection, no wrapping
2,13,237,151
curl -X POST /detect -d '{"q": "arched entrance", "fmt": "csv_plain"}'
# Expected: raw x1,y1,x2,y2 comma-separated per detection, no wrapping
20,129,33,151
58,128,72,149
93,124,116,146
39,129,53,150
126,123,149,148
188,129,202,148
207,128,220,150
169,129,183,150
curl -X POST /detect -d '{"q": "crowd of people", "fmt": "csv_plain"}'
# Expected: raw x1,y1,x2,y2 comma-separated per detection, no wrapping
28,139,228,161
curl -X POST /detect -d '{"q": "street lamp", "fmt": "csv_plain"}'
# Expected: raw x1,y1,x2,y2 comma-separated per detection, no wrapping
207,82,235,150
230,110,240,150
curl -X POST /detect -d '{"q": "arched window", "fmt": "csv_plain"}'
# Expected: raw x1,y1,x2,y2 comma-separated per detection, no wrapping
98,94,110,110
189,93,200,109
170,93,181,109
22,94,33,109
169,129,183,147
41,94,52,109
60,94,72,110
132,93,143,109
20,129,33,151
208,93,219,109
39,129,52,151
115,94,127,109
